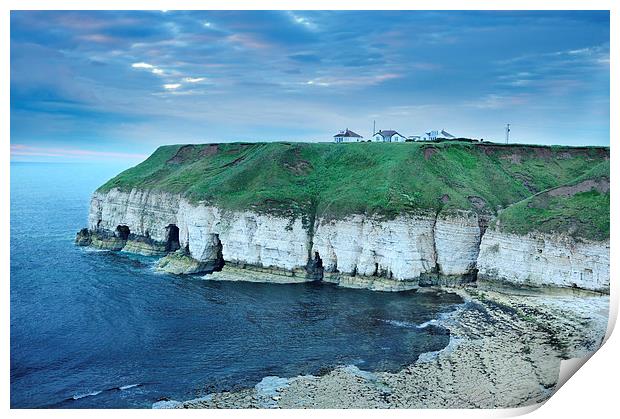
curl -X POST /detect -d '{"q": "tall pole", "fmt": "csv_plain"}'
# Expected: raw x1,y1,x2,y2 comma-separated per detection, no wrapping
505,123,511,144
373,120,376,136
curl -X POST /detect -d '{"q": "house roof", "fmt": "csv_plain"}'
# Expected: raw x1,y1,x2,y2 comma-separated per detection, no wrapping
374,130,404,138
425,129,456,138
333,129,363,138
440,129,455,138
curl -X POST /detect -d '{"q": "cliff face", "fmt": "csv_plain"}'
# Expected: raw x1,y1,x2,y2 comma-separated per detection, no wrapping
477,230,609,293
82,188,609,293
80,141,609,293
312,214,437,280
90,190,310,273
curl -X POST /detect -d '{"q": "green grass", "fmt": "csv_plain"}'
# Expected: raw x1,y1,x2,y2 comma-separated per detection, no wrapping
495,160,610,241
98,141,608,238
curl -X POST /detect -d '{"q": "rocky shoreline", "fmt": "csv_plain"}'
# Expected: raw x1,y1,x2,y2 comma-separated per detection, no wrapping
153,287,608,409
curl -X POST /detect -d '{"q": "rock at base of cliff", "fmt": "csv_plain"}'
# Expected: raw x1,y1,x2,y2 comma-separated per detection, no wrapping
122,235,168,257
323,273,418,292
88,229,127,251
418,271,478,288
75,228,92,246
204,265,314,284
156,249,223,275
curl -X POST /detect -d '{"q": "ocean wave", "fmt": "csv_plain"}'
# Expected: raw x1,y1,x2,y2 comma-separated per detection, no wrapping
80,247,110,253
414,302,469,363
378,318,438,329
72,390,102,400
69,383,141,401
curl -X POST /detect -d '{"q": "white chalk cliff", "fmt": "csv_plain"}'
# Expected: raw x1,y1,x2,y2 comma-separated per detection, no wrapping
477,229,609,292
83,188,609,293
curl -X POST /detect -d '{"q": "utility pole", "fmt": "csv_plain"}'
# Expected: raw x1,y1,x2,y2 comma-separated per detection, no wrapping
373,120,376,136
505,123,511,144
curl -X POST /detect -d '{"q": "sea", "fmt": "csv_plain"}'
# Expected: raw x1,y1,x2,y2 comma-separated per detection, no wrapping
10,161,463,408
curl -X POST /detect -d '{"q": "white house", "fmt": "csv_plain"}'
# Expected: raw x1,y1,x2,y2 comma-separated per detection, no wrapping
422,129,456,141
373,130,407,142
334,129,364,143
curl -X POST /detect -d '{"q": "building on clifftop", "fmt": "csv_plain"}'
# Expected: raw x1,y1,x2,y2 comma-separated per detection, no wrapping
422,129,456,141
373,130,407,142
333,129,364,143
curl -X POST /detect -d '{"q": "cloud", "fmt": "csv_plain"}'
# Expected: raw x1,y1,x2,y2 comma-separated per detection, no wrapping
11,144,148,160
78,33,116,43
305,73,401,88
10,11,611,150
464,93,531,109
287,12,318,31
289,53,321,63
410,62,442,71
131,62,154,69
184,77,205,83
132,61,166,76
226,33,272,50
567,47,593,55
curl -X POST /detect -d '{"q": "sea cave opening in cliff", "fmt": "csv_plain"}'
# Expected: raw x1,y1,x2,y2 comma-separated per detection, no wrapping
165,224,181,252
115,225,130,240
211,233,225,272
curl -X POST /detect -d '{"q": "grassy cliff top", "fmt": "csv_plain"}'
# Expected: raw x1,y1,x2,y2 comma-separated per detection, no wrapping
98,141,608,231
495,160,609,241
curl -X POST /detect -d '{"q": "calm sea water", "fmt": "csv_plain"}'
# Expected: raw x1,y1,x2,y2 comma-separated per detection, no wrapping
10,162,463,408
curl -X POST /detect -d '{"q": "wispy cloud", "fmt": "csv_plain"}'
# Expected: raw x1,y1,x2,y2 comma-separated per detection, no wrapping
287,12,318,31
132,61,167,77
184,77,205,83
305,73,401,88
10,10,610,151
11,144,148,160
163,83,181,90
463,93,531,110
131,62,154,69
227,33,272,50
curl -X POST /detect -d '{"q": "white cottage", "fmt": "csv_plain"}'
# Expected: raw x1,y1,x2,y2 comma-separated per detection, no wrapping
422,129,456,141
333,129,364,143
373,130,407,142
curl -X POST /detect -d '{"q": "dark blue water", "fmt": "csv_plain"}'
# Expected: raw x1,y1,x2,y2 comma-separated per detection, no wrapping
10,162,463,408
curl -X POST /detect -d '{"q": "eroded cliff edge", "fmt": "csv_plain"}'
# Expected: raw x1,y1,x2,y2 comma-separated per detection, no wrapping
76,142,610,293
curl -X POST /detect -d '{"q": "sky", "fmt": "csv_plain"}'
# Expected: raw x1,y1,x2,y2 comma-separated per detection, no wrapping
10,10,610,162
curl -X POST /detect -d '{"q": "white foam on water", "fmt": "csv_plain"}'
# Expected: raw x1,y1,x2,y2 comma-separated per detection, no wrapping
119,384,140,390
72,390,102,400
81,247,110,254
378,318,438,329
152,400,182,409
342,365,377,381
254,376,290,408
416,319,438,328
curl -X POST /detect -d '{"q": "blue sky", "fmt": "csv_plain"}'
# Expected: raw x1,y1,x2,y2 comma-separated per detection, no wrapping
10,10,610,161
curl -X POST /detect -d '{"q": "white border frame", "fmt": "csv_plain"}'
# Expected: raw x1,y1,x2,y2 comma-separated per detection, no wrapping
2,1,616,417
